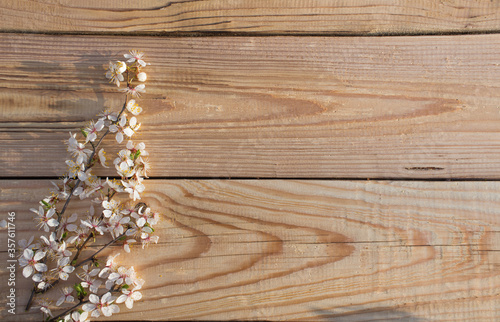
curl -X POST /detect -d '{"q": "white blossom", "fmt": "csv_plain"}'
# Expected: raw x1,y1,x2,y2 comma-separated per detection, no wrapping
122,84,145,97
122,179,145,201
59,212,78,234
31,206,58,232
85,120,105,143
68,311,89,322
18,236,38,257
109,114,127,143
137,72,147,82
99,253,120,279
82,292,119,318
124,50,146,67
109,214,130,239
126,99,143,116
19,249,47,278
98,148,108,168
38,299,53,318
52,256,75,280
80,277,102,294
56,286,74,306
123,116,141,138
116,286,142,309
67,132,92,165
105,61,125,87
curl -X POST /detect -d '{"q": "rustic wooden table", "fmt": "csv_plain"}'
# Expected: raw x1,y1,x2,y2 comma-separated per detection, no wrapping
1,1,500,321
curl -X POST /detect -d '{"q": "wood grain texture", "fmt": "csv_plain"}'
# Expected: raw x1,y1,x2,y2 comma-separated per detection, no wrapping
1,179,500,320
2,33,500,178
2,0,500,35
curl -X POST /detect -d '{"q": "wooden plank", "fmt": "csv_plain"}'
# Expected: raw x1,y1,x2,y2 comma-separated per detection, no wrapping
2,0,500,35
2,33,500,178
1,179,500,320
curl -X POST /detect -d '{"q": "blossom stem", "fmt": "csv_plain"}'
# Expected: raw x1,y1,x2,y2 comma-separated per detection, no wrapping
76,231,128,268
48,300,89,322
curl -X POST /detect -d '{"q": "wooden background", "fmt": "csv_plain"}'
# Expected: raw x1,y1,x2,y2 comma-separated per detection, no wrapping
1,0,500,320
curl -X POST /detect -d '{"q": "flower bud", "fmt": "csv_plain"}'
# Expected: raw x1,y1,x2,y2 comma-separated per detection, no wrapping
137,72,147,82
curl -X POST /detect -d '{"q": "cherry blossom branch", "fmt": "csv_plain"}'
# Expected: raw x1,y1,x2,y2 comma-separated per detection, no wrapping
23,51,156,321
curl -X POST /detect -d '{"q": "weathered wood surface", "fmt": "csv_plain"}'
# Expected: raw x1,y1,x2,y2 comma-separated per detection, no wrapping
2,33,500,178
2,0,500,35
1,179,500,321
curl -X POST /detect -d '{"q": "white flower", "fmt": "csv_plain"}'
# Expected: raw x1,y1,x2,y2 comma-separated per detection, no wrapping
85,120,105,143
80,277,102,294
50,177,72,201
109,114,127,143
141,233,159,249
123,116,141,138
52,256,75,280
56,286,74,306
33,273,50,290
67,132,92,165
137,72,147,82
102,199,121,218
69,311,89,322
40,232,71,259
82,292,119,318
81,206,106,235
124,50,146,67
79,264,100,279
99,253,120,279
115,158,136,178
107,266,135,287
123,239,136,253
38,299,53,318
67,227,90,246
126,99,143,115
98,148,109,168
132,207,158,227
30,206,58,232
136,156,151,178
18,235,38,257
116,61,127,74
98,109,118,123
126,140,148,156
59,212,78,234
105,61,125,87
122,179,145,201
66,159,85,180
106,177,124,193
19,249,47,278
116,286,142,309
83,175,105,199
122,84,146,97
109,214,130,239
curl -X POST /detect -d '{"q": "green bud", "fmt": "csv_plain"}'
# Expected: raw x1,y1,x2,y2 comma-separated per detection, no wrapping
122,284,130,289
81,128,88,138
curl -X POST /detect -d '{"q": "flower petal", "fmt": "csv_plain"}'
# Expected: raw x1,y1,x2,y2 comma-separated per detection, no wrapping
87,294,98,304
23,265,33,278
34,263,47,272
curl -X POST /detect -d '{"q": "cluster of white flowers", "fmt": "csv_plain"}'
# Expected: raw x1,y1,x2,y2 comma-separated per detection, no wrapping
20,51,160,322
